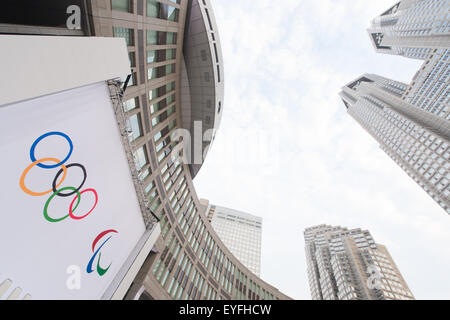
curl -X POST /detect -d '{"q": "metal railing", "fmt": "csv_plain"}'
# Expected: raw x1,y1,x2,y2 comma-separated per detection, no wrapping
107,79,160,229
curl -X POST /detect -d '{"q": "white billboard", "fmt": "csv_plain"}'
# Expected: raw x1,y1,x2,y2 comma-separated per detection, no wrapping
0,82,146,299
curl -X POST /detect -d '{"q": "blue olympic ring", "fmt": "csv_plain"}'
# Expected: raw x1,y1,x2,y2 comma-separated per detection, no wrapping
29,131,73,169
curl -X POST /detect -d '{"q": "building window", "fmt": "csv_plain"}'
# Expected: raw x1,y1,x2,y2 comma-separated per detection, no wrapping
150,101,161,114
147,0,159,17
152,115,161,127
127,113,143,142
201,50,207,61
128,72,137,86
149,88,158,101
112,0,132,12
168,119,176,130
167,6,179,21
138,166,151,181
166,94,175,105
147,30,158,45
147,30,176,45
124,97,139,112
129,52,136,68
148,67,157,80
167,105,175,116
147,50,156,63
113,27,134,46
166,81,175,92
165,63,175,75
121,72,137,87
166,48,176,60
148,49,176,63
147,0,178,21
134,145,149,171
167,32,177,44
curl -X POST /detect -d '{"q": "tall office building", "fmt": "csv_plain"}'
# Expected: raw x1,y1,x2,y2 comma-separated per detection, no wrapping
304,224,415,300
367,0,450,60
0,0,290,300
203,200,262,276
340,0,450,214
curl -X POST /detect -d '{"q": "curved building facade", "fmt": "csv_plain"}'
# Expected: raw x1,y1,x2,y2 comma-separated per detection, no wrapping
181,0,225,178
86,0,289,300
0,0,290,300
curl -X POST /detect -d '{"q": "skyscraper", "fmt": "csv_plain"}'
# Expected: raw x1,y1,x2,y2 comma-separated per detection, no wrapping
203,200,262,276
367,0,450,60
340,0,450,214
304,224,415,300
0,0,290,300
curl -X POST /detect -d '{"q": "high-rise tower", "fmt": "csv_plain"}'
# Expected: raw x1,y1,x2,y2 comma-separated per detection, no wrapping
367,0,450,59
304,224,414,300
340,72,449,213
340,0,450,214
203,201,262,276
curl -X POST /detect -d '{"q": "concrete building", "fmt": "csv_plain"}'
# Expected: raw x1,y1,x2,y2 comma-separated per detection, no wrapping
304,224,415,300
0,0,290,300
340,0,450,214
203,201,262,276
367,0,450,59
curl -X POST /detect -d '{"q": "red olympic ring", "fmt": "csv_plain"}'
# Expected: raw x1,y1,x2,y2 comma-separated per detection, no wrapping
69,188,98,220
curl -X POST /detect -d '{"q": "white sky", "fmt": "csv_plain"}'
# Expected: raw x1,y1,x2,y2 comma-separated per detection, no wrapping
193,0,450,299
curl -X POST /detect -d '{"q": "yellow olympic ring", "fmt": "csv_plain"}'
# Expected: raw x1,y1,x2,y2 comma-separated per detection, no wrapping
19,158,67,196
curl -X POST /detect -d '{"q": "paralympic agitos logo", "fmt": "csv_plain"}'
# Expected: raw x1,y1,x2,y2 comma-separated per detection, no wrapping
87,229,118,276
19,131,118,276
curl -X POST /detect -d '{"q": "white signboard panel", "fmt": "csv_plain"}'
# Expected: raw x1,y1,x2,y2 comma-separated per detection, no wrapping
0,82,146,299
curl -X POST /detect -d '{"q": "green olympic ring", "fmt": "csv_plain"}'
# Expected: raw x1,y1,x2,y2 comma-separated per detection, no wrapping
43,187,81,223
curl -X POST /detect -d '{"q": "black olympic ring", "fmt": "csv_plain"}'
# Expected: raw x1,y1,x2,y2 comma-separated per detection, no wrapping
51,163,87,197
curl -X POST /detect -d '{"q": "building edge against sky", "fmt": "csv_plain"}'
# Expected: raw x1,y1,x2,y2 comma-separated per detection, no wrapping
0,0,291,300
340,0,450,214
201,199,262,277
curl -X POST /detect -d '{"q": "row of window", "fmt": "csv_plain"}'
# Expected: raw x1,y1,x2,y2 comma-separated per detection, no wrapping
148,63,176,80
113,27,177,47
112,0,180,20
147,48,176,64
354,95,449,212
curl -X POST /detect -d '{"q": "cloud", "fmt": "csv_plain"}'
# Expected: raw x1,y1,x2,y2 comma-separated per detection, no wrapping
194,0,450,299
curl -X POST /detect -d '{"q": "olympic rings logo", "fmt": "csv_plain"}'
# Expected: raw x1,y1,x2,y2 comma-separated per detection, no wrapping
19,131,119,277
19,131,98,223
87,229,118,276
